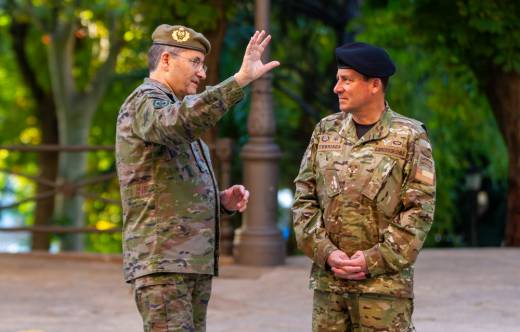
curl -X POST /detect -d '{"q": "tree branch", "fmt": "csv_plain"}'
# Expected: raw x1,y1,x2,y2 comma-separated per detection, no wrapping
47,19,76,110
273,80,321,120
8,20,46,103
85,13,125,108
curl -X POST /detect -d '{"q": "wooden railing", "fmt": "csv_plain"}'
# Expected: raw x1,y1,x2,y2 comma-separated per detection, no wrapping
0,140,235,254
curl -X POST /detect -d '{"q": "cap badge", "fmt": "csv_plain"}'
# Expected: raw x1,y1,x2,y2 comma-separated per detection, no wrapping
172,27,190,42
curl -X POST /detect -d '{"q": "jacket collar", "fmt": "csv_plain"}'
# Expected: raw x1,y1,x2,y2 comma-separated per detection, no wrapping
339,102,392,146
144,78,180,103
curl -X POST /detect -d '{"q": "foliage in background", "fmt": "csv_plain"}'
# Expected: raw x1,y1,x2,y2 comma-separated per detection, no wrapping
0,0,514,253
0,13,39,232
350,0,508,246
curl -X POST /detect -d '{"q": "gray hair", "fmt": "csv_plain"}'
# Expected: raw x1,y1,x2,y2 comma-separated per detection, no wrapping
147,45,183,72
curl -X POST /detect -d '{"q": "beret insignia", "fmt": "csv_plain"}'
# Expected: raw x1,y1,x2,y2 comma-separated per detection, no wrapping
172,27,190,42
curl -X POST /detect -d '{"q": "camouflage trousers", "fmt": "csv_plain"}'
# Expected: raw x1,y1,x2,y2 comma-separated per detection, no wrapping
312,290,414,332
132,273,212,332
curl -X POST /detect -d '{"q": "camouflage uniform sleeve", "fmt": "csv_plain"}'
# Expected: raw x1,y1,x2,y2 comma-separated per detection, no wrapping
132,76,243,145
363,131,436,277
292,125,339,269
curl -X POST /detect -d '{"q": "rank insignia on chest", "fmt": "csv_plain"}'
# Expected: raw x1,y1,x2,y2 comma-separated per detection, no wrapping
318,134,343,152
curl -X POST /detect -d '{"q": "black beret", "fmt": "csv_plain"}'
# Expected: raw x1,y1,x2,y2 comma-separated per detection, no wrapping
335,42,395,77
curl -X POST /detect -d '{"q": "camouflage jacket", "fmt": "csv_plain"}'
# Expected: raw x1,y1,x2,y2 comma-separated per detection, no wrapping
292,106,436,298
116,77,243,282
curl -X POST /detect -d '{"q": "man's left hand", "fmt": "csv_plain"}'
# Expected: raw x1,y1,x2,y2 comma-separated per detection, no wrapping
234,30,280,87
220,185,250,213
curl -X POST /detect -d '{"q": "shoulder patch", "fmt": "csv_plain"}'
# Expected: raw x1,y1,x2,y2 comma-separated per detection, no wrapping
415,162,435,185
152,99,169,109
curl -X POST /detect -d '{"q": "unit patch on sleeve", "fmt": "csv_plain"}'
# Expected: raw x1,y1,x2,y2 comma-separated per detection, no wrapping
414,154,435,185
152,99,170,109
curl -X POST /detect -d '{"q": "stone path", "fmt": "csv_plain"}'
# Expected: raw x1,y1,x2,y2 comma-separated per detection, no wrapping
0,249,519,332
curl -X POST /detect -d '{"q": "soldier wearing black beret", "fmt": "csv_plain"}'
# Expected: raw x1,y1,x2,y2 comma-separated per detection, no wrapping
293,41,435,332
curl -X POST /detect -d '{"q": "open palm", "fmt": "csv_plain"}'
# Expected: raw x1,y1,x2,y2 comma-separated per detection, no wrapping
235,30,280,87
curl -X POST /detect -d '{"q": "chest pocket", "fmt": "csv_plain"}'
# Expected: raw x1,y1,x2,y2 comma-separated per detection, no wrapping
324,168,342,198
361,156,400,218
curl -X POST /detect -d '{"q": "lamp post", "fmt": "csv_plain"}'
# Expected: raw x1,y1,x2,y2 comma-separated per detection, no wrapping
233,0,285,265
465,170,482,246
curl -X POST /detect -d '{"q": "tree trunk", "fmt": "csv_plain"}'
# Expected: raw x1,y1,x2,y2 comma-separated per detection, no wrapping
45,17,121,250
485,70,520,246
32,97,59,250
8,19,60,251
54,105,94,251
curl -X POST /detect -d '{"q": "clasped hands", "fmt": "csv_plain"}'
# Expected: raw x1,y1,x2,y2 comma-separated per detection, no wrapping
327,249,368,280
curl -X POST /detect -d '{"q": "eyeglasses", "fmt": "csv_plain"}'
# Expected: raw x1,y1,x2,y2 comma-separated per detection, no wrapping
170,53,208,73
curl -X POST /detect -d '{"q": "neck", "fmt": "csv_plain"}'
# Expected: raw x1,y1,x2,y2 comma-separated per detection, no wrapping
351,98,386,125
149,72,181,98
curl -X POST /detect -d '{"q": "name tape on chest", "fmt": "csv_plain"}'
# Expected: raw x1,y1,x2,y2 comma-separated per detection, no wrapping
374,146,406,159
317,134,344,152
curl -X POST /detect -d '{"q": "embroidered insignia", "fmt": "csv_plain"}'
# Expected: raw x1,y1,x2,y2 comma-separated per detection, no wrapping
375,146,406,158
172,27,190,42
415,168,434,185
318,134,343,152
152,99,169,109
414,154,434,185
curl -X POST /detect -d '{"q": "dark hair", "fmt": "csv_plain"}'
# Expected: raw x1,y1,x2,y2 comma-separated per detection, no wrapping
147,45,182,72
361,75,390,92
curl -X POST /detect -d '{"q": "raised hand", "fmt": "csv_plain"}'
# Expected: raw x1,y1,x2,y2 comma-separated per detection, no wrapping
220,185,250,213
234,30,280,87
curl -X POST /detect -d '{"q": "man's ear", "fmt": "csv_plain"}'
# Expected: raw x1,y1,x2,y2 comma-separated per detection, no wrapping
160,51,171,70
370,78,382,94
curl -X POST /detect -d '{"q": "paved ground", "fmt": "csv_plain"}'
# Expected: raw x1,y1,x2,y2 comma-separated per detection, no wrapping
0,249,519,332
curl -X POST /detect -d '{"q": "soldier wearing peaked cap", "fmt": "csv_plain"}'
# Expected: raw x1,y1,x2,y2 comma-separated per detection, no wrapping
292,42,436,331
116,24,279,332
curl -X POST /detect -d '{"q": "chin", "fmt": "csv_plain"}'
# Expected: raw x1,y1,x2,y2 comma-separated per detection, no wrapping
187,87,198,96
338,105,350,113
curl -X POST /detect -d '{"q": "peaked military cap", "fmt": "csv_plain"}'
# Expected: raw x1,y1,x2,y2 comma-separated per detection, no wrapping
152,24,211,55
335,42,395,77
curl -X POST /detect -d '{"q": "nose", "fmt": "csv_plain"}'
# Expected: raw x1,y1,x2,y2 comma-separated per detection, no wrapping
333,81,342,94
197,67,207,80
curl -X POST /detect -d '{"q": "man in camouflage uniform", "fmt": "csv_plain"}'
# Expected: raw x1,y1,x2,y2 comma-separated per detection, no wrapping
116,25,279,332
292,42,436,332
